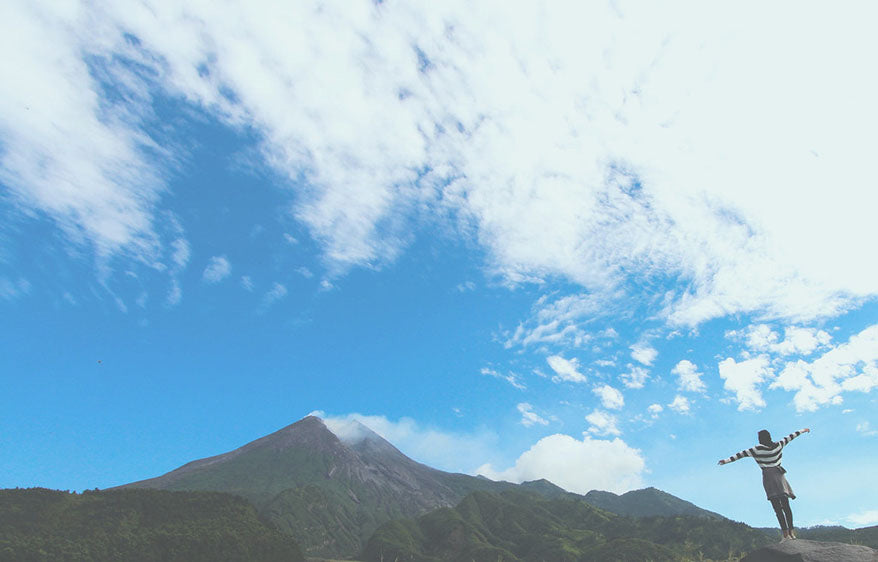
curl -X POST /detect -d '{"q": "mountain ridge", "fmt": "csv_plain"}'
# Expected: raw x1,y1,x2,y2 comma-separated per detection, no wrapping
119,415,734,558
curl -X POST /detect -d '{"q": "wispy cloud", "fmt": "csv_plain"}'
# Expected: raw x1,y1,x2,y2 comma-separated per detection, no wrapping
261,282,288,308
1,3,167,259
5,1,878,328
202,256,232,283
516,403,549,427
846,510,878,527
481,368,526,390
0,277,30,301
856,422,878,437
166,280,182,307
505,293,610,350
546,355,587,384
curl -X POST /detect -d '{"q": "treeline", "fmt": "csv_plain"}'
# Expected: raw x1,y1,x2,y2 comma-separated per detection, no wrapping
361,489,772,561
795,525,878,548
0,487,304,562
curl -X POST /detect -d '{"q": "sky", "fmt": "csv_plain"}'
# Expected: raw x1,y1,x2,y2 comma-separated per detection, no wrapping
2,0,877,530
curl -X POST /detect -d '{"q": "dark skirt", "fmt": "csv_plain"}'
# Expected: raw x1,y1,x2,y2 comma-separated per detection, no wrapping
762,466,795,500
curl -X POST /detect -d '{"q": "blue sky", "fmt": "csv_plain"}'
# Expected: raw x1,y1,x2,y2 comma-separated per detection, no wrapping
2,1,878,530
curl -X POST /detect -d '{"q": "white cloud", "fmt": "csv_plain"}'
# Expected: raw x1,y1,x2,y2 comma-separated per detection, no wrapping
846,510,878,527
476,433,644,494
672,359,706,393
0,277,31,301
1,2,166,259
770,324,878,412
593,384,625,410
456,281,476,293
631,344,658,366
668,395,691,415
505,293,608,350
319,412,499,474
586,409,621,436
516,403,549,427
620,365,649,389
718,356,773,411
739,324,832,356
856,422,878,437
546,355,587,384
202,255,231,283
647,404,663,418
166,280,182,306
481,368,526,390
261,282,287,307
240,275,254,291
6,1,878,325
170,238,190,271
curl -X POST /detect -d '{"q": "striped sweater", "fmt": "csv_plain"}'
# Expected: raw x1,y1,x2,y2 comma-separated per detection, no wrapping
724,429,806,469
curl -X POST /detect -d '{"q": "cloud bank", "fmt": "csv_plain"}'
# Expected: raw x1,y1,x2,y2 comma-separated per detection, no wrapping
476,432,645,494
4,1,877,326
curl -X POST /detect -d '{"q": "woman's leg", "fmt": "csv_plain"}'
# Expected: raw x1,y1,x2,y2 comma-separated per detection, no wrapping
770,497,790,538
780,496,795,538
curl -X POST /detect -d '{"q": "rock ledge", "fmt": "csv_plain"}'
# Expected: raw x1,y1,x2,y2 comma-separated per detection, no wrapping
741,538,877,561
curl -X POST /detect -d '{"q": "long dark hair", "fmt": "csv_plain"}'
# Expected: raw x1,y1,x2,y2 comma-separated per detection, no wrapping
758,429,777,448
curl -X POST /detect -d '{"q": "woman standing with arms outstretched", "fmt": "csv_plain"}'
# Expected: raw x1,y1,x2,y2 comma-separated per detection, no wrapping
718,428,810,541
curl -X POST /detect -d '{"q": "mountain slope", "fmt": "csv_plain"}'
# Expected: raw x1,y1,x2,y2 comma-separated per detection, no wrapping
362,489,771,561
583,487,724,520
123,416,518,557
0,487,304,561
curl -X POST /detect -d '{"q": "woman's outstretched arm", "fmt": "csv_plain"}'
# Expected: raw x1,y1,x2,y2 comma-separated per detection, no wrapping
718,447,755,466
778,427,810,448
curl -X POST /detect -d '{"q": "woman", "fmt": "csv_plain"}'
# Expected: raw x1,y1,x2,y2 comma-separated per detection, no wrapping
718,428,810,541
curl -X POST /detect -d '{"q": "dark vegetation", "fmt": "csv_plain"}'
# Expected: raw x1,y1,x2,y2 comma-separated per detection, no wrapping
779,525,878,548
361,489,772,562
0,487,304,562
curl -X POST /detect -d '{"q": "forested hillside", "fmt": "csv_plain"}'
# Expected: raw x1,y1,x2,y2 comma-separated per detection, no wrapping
0,488,304,562
361,489,772,561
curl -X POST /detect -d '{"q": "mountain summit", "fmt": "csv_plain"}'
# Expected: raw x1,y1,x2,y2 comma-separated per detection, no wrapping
123,416,517,556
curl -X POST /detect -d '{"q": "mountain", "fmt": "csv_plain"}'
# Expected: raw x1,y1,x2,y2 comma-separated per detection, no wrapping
122,416,520,557
121,415,739,558
0,487,304,561
583,487,724,520
361,488,772,561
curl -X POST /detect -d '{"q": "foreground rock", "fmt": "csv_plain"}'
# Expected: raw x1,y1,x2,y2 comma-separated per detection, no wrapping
741,538,877,561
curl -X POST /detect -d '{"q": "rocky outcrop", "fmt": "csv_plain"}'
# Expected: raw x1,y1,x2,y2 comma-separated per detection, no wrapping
741,538,877,561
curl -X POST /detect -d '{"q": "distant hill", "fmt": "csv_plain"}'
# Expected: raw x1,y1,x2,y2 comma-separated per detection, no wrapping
122,416,522,557
756,524,878,549
361,489,772,561
583,487,724,520
0,487,303,561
